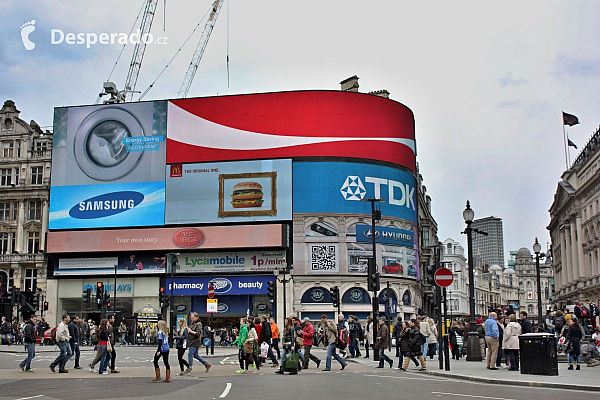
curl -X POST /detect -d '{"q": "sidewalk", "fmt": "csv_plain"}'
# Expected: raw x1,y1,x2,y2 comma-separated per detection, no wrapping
0,344,238,357
347,353,600,392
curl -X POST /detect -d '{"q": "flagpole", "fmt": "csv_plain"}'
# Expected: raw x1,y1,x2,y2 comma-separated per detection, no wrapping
563,111,569,170
567,133,571,167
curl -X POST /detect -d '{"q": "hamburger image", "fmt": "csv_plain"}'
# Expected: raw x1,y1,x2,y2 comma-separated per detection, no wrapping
231,181,264,208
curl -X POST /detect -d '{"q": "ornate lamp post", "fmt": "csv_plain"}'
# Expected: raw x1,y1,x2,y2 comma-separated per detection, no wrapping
462,201,482,361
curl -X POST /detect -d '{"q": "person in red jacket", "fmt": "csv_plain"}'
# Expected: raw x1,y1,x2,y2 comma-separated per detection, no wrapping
301,317,321,369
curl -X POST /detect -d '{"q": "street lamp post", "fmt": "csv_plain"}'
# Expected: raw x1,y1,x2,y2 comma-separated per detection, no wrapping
274,268,292,323
533,238,544,330
113,264,118,316
462,200,483,361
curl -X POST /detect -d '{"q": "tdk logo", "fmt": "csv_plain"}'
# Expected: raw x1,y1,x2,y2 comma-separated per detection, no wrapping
69,191,144,219
340,176,416,209
211,278,232,294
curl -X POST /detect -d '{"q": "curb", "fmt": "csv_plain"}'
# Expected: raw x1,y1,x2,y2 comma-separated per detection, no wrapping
426,370,600,392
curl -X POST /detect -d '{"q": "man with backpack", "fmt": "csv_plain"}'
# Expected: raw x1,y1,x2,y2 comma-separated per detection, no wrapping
337,314,349,358
574,301,590,335
553,310,567,338
320,314,347,371
50,314,72,373
19,314,36,372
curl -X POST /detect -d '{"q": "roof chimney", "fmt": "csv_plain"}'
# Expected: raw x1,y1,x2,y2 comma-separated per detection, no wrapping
340,75,359,92
368,89,390,99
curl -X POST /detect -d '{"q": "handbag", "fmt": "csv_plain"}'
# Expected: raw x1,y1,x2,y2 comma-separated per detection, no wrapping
282,351,300,372
243,341,254,354
106,342,112,352
296,337,304,347
253,340,260,356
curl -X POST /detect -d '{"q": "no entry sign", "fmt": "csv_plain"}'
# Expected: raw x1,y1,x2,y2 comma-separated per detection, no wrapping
208,284,215,299
434,267,454,288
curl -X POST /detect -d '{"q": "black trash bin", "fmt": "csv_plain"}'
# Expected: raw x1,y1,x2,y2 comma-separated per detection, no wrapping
519,333,558,376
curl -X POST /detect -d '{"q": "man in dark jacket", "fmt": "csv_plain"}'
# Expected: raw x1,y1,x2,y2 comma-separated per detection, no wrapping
19,314,36,372
185,312,211,375
1,316,11,345
348,316,361,358
258,315,277,367
393,319,403,358
107,315,119,373
68,316,81,369
519,311,533,334
375,317,393,369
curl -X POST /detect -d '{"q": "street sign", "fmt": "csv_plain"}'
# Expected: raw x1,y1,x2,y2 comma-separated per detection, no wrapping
434,267,454,287
207,298,218,313
208,284,215,299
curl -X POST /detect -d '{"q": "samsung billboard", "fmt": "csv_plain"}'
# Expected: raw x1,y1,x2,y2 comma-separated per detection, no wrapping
165,159,292,224
50,101,167,229
293,161,417,224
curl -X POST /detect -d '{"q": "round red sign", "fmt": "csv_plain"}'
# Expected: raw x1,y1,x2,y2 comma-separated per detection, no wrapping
172,228,205,248
208,285,215,299
434,267,454,288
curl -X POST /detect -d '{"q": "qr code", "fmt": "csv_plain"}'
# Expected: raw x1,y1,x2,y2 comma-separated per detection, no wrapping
311,245,337,271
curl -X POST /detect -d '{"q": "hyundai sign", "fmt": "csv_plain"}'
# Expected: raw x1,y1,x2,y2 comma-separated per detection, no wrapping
356,225,414,247
293,161,417,223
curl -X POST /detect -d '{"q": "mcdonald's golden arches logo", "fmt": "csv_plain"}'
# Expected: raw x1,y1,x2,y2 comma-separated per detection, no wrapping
170,164,183,178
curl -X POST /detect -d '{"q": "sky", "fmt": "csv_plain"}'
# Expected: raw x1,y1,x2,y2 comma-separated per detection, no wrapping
2,1,600,266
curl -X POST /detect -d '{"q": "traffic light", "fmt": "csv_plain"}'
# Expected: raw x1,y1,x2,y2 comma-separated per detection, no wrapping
43,301,49,311
426,264,436,285
9,287,17,306
159,287,166,308
104,292,110,308
85,288,91,309
267,281,275,300
330,286,339,308
96,282,104,306
367,258,380,291
33,292,40,310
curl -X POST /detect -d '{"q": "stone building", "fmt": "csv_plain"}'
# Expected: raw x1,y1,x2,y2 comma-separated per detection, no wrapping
0,100,52,321
513,247,553,324
441,238,469,318
549,126,600,308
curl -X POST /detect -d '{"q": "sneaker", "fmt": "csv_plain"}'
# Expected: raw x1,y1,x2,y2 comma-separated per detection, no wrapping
252,362,256,371
418,367,426,371
74,366,82,369
177,371,186,376
185,367,192,375
413,366,421,370
58,369,68,373
205,363,211,373
316,360,321,369
576,365,580,370
88,364,95,372
50,366,56,373
395,366,402,370
235,369,244,373
25,369,34,373
275,369,284,374
19,364,24,371
101,371,109,375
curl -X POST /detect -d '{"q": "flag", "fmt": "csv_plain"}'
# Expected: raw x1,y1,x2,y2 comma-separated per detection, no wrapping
568,138,578,149
563,112,579,126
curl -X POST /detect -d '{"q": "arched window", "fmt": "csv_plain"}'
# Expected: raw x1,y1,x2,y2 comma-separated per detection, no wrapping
305,221,338,237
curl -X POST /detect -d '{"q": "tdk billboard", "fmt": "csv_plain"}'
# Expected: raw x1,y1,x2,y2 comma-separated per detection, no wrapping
293,161,417,224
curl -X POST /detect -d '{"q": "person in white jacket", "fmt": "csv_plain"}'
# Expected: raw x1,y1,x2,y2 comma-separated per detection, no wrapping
502,314,521,371
419,316,432,358
427,318,438,360
50,314,73,373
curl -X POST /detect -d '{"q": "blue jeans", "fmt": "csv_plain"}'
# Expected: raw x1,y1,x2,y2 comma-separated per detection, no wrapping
325,343,346,370
70,341,80,368
50,341,72,371
188,346,208,367
568,353,580,365
421,337,429,358
20,343,35,370
99,344,111,374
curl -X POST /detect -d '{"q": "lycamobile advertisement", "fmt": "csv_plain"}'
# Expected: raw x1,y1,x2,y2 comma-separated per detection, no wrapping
170,251,286,273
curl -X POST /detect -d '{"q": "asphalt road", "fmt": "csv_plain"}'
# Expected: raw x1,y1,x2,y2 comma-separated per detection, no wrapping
0,347,590,400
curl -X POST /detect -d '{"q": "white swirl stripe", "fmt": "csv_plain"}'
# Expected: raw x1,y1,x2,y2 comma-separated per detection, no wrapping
168,103,415,153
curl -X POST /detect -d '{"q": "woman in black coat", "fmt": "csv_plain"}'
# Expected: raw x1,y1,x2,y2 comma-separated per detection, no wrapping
564,317,583,370
398,321,420,370
400,319,426,371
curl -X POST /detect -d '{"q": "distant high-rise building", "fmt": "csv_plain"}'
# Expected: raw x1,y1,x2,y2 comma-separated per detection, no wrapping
471,216,505,268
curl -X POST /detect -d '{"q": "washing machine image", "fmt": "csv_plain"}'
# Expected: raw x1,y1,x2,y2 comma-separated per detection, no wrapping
51,101,166,186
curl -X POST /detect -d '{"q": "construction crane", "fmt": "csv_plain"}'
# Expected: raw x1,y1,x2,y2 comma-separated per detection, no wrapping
123,0,160,101
177,0,224,98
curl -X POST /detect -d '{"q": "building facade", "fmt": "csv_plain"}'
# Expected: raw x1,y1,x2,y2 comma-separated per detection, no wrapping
548,126,600,309
441,238,469,318
471,216,505,268
0,100,52,321
513,247,553,324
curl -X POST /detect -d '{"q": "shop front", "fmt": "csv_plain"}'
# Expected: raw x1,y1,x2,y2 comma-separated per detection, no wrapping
167,275,275,330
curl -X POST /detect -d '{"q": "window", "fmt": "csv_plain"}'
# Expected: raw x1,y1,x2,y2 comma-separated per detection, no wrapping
447,243,452,254
24,268,37,292
27,231,40,253
28,201,42,220
0,202,14,220
35,141,47,152
2,142,13,158
0,168,11,186
421,226,430,247
0,232,11,254
30,166,43,185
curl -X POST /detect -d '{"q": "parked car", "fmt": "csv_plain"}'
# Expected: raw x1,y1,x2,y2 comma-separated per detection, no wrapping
382,262,403,274
43,328,53,346
0,334,14,345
